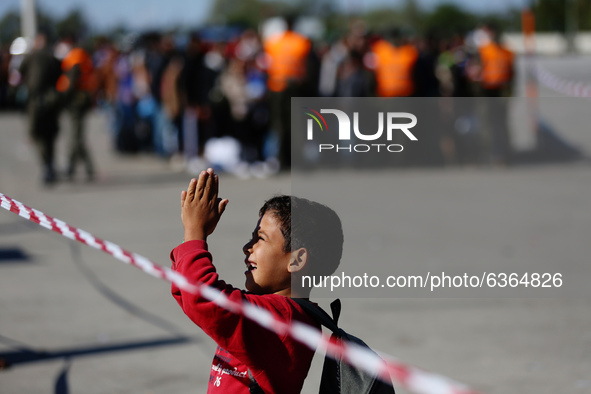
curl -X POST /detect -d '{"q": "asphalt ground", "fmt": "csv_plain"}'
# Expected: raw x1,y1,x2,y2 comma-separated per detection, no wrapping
1,56,591,394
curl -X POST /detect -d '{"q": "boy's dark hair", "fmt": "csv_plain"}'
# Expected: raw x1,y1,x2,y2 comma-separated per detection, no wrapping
259,195,343,276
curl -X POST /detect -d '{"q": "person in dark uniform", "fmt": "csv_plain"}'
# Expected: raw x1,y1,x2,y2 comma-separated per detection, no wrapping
19,31,63,185
56,41,97,182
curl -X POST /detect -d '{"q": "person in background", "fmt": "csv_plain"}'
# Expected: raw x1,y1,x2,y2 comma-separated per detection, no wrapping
366,28,419,167
0,44,11,108
158,38,184,159
263,15,312,169
334,22,373,97
476,24,514,165
216,30,270,175
19,31,63,186
179,32,206,171
368,28,418,98
56,37,98,182
112,41,137,153
437,34,482,165
412,33,445,166
151,34,181,158
93,37,119,146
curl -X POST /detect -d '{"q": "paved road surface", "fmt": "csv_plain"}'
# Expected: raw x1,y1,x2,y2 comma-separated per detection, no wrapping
1,56,590,394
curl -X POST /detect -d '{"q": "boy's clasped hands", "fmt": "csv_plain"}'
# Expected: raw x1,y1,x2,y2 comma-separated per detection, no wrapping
181,168,229,243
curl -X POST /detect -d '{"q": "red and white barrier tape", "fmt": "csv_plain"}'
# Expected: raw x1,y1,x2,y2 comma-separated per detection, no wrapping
0,192,481,394
532,63,591,98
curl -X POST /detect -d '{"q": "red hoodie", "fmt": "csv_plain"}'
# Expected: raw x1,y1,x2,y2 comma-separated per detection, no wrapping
171,240,319,393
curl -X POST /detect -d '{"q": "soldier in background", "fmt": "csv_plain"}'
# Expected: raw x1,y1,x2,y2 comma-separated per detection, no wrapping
263,15,312,169
19,31,63,186
56,37,97,181
476,24,514,165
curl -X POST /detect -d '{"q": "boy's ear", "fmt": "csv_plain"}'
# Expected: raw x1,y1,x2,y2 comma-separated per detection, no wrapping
288,248,308,273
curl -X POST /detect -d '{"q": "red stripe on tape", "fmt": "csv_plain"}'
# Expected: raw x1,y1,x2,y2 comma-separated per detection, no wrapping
0,192,483,394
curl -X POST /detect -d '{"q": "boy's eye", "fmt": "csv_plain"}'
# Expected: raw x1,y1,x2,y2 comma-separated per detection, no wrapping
247,235,263,244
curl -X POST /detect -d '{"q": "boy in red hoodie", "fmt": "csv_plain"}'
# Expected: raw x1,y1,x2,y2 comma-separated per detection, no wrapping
171,168,343,393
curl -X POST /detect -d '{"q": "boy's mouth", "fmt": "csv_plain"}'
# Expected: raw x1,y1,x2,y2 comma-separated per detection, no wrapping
245,260,257,272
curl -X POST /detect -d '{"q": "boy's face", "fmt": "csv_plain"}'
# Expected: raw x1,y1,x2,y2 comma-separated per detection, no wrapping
243,212,292,296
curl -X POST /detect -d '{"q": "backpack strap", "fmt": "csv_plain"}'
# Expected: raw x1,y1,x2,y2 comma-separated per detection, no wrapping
292,298,341,334
329,299,341,326
247,369,265,394
245,299,341,394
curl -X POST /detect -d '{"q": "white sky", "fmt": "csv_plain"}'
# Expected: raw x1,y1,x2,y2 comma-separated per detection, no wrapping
0,0,527,32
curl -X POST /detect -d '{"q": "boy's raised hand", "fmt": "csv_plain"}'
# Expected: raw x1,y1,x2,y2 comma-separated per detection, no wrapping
181,168,229,242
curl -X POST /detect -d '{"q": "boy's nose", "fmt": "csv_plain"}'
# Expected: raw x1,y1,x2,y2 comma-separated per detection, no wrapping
243,241,253,255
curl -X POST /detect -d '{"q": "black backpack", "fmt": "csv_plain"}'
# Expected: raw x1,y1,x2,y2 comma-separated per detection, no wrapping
248,299,396,394
293,298,396,394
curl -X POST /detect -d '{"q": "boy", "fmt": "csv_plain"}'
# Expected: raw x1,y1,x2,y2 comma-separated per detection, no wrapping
171,168,343,393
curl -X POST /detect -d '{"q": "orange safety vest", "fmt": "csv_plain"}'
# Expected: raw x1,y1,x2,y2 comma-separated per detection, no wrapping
478,43,514,89
264,31,311,92
56,47,97,93
371,40,418,97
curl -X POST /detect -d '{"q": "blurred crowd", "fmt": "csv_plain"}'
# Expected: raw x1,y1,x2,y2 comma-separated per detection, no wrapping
0,18,515,182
